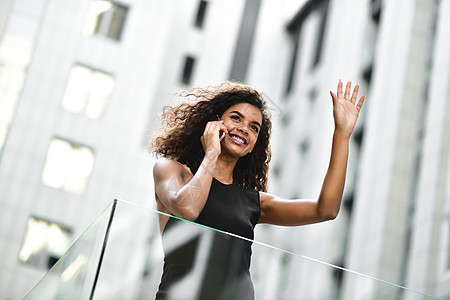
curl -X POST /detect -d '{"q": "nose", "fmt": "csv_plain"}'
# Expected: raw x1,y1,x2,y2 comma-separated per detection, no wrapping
237,124,249,135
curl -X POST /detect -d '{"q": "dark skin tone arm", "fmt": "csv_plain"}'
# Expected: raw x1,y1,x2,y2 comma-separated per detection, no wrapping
154,80,364,230
259,80,365,226
153,119,228,222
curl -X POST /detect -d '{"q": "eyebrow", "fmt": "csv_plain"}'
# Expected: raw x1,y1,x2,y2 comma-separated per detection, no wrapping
230,110,262,128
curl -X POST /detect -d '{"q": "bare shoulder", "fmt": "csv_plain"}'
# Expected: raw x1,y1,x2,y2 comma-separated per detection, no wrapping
153,157,192,182
259,191,277,204
258,191,286,224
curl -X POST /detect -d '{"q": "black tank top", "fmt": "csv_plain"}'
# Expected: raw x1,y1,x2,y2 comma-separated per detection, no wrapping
155,161,261,299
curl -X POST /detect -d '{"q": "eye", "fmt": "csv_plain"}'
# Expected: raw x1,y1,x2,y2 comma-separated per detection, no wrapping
231,115,240,121
250,125,259,133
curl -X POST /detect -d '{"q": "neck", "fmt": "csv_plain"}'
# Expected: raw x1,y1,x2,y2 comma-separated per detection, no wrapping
213,153,239,184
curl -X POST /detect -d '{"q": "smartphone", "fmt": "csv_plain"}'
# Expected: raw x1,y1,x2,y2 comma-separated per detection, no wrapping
216,115,226,141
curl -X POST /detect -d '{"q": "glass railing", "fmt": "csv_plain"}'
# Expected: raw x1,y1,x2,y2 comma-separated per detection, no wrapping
24,199,443,300
23,201,116,300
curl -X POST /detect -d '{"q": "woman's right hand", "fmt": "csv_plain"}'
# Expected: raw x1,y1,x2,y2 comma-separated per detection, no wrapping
201,120,228,157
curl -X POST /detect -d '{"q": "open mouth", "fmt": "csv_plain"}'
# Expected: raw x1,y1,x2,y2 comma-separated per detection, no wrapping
229,134,247,145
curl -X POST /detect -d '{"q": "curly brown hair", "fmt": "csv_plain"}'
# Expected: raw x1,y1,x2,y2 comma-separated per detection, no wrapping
150,81,272,192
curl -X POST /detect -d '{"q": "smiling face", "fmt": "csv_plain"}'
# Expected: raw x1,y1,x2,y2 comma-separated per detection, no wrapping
220,103,263,158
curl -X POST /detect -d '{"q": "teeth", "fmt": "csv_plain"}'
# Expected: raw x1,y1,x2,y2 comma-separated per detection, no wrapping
231,136,245,144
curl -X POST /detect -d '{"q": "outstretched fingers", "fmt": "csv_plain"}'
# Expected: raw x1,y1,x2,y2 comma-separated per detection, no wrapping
337,80,344,99
344,81,351,100
330,91,337,102
356,94,366,112
332,80,366,112
350,84,359,104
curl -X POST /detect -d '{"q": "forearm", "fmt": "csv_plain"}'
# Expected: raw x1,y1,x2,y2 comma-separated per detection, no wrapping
317,129,350,219
259,80,364,226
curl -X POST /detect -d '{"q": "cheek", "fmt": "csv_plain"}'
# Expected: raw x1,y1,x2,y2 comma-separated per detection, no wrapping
223,121,235,130
249,134,259,146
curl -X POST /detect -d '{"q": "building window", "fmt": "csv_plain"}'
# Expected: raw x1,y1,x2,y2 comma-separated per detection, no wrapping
285,0,330,94
310,1,329,68
84,1,128,41
194,1,208,28
298,138,310,154
371,0,382,22
42,138,95,195
62,64,114,119
19,216,72,270
181,56,196,85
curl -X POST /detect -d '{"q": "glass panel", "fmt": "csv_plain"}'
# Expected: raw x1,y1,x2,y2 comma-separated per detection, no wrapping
25,199,443,299
92,200,157,299
23,201,115,300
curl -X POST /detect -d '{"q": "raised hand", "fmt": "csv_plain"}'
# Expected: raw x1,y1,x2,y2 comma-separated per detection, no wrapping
330,80,365,136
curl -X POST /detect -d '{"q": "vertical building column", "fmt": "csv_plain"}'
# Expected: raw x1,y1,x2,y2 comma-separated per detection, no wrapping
0,0,49,160
228,0,261,82
406,0,450,298
343,0,430,298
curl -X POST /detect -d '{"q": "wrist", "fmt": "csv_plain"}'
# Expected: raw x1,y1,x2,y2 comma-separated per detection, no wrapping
333,128,351,141
204,150,220,161
199,151,218,177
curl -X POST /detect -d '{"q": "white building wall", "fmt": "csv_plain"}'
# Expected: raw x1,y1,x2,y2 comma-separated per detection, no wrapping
249,0,449,299
147,0,246,133
0,0,175,298
405,0,450,298
0,0,449,299
343,0,416,289
248,0,369,298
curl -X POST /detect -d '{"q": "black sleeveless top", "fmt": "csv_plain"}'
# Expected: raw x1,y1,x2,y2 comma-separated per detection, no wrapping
155,161,261,299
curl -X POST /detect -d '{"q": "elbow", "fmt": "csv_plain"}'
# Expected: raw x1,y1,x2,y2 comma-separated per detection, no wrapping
325,211,339,221
319,208,340,221
167,180,208,221
317,195,342,221
172,197,200,221
179,208,199,222
169,193,200,221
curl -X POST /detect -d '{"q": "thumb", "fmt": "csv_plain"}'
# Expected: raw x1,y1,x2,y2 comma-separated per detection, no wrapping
330,91,337,102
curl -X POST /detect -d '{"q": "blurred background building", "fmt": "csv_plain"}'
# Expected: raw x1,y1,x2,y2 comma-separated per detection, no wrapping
0,0,449,299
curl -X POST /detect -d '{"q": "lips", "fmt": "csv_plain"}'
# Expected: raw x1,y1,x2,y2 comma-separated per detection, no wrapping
229,134,247,145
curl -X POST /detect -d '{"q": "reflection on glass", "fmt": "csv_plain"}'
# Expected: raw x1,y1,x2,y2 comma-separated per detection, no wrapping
24,201,115,300
156,217,255,299
62,64,114,119
41,138,95,195
19,217,72,270
60,254,88,282
24,200,444,300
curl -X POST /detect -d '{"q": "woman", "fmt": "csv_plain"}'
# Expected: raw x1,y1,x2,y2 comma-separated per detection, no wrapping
150,80,365,299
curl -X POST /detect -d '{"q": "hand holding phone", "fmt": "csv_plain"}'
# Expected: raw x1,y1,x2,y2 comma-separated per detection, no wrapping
216,115,226,141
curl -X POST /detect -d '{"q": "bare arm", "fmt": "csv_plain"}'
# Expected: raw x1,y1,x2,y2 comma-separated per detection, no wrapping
259,80,365,226
153,120,227,221
259,130,350,225
153,156,214,221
